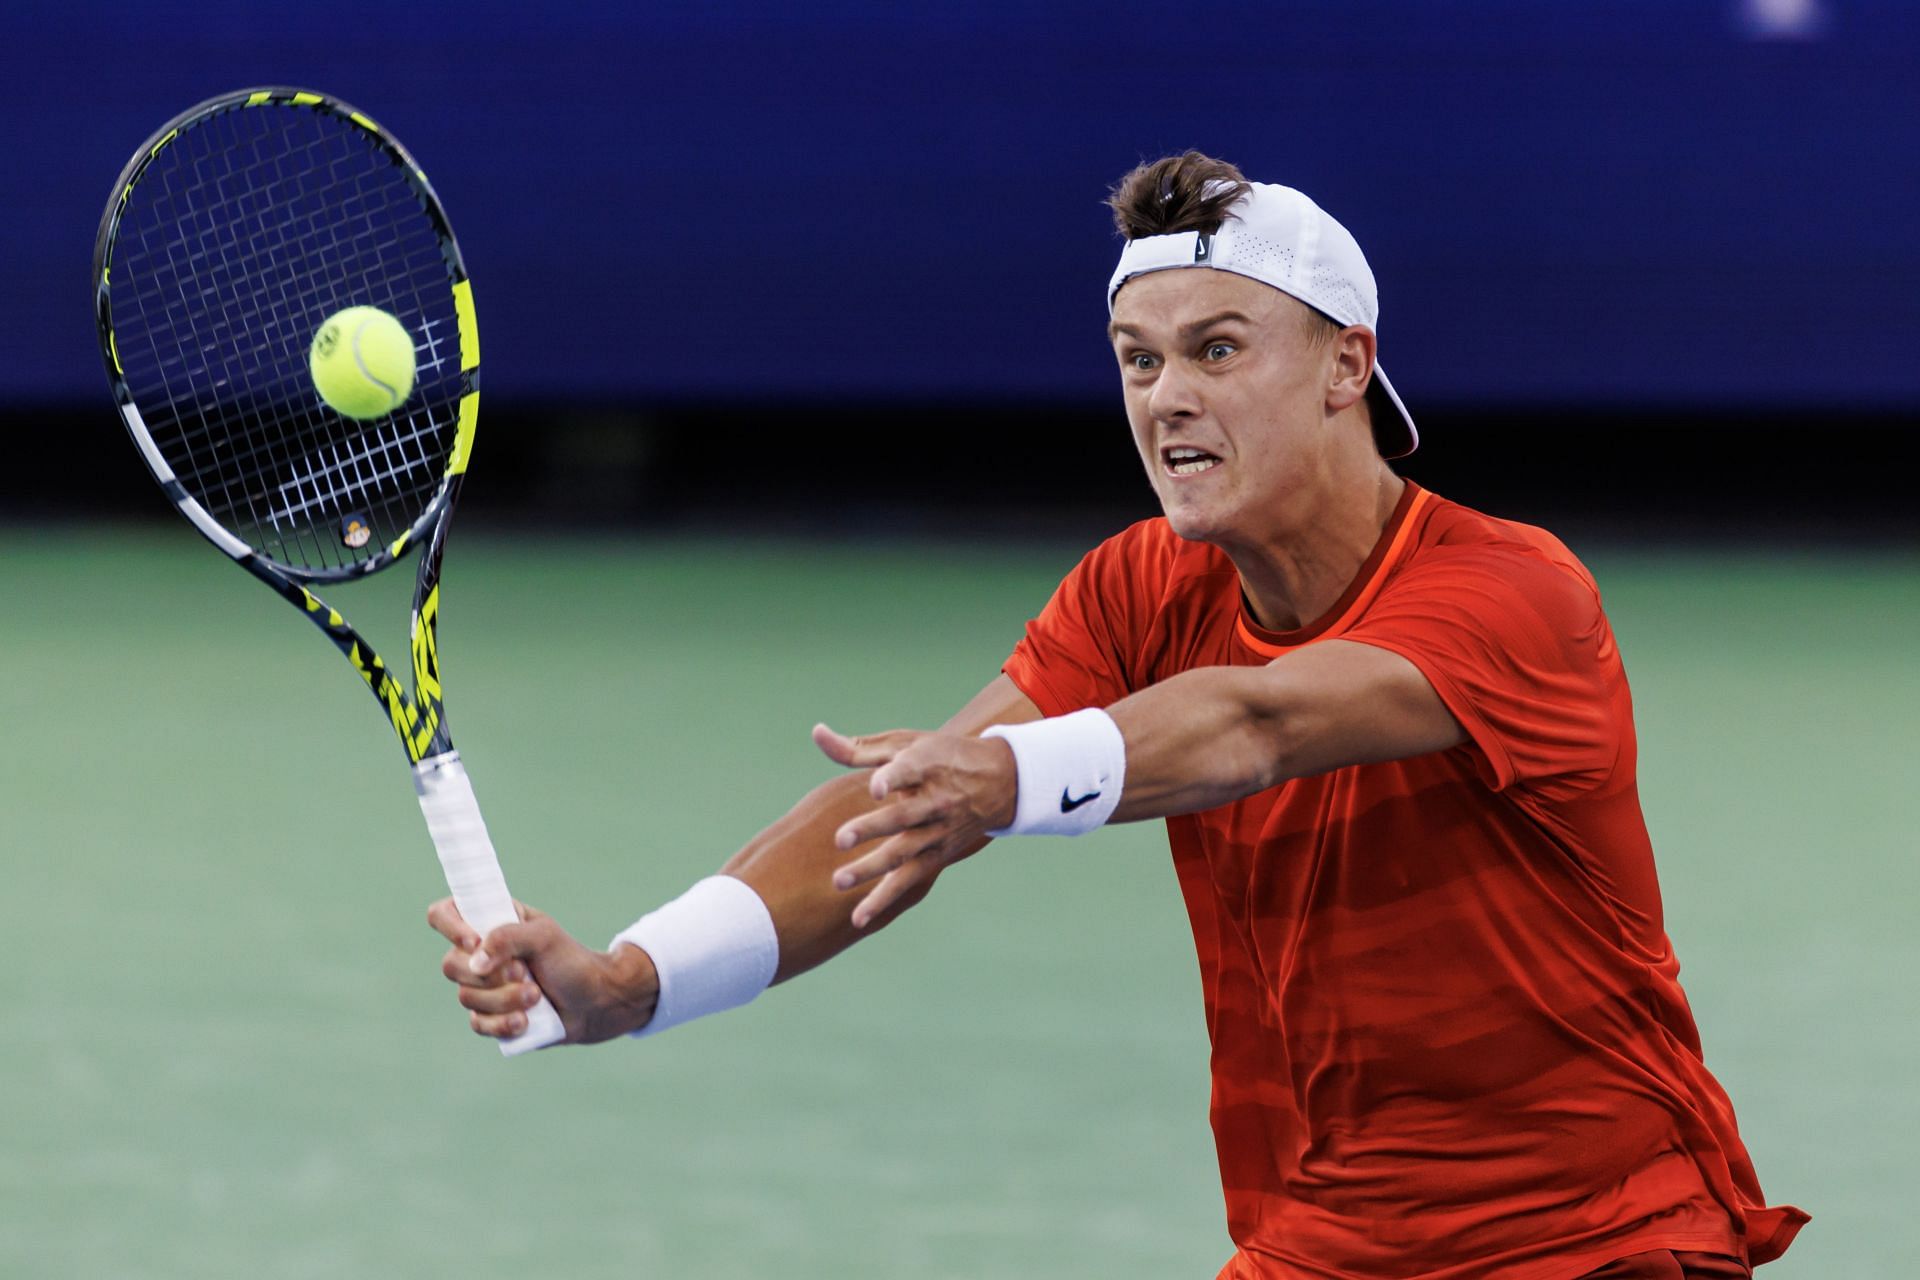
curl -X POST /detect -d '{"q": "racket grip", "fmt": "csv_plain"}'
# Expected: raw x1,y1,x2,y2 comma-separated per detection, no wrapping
414,750,566,1056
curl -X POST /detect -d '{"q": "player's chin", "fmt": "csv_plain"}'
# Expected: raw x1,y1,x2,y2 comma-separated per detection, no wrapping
1155,493,1226,544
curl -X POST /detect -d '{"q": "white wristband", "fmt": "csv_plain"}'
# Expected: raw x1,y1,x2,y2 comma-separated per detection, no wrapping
610,875,779,1039
980,707,1126,836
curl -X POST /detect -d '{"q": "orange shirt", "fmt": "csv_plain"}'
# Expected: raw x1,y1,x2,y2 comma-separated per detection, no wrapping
1002,483,1806,1279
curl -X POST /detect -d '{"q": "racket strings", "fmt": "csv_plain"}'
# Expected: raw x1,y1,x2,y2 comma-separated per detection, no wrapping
131,119,354,536
109,101,464,573
130,132,436,570
204,108,448,561
268,420,444,530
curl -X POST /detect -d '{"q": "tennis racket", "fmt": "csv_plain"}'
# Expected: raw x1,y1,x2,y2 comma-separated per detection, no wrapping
92,87,563,1055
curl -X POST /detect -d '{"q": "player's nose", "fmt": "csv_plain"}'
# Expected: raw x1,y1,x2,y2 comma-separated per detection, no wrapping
1146,358,1203,422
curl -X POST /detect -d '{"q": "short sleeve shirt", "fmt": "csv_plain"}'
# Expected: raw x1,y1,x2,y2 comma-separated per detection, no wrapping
1003,483,1806,1279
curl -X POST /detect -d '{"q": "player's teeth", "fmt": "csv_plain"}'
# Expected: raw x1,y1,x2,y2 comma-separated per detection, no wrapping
1171,458,1218,475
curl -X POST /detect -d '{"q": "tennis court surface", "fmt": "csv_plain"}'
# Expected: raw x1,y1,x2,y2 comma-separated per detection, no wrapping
2,527,1911,1277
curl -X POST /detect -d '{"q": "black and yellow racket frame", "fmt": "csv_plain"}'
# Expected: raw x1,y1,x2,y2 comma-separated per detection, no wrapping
93,87,482,765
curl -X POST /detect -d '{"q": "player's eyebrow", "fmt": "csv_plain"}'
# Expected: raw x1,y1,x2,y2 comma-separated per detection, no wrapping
1107,310,1257,343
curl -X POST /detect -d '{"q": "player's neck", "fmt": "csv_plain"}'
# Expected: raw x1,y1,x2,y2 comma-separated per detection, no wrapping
1228,468,1405,634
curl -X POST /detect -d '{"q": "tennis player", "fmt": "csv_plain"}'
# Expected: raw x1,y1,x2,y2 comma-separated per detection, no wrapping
429,153,1806,1278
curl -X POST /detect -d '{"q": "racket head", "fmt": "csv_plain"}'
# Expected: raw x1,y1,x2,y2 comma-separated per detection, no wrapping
94,87,479,583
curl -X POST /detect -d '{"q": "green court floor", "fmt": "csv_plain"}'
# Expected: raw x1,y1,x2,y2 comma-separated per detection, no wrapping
2,526,1912,1277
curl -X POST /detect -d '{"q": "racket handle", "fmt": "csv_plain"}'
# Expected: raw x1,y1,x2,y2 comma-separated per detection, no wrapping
413,751,566,1056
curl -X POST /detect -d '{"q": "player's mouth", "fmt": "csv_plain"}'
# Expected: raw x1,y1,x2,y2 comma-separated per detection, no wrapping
1162,446,1222,477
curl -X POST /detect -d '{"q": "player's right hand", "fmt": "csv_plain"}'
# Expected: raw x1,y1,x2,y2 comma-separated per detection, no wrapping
426,898,661,1044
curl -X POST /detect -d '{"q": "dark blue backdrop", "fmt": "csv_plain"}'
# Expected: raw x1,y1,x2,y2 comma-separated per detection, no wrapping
16,1,1918,408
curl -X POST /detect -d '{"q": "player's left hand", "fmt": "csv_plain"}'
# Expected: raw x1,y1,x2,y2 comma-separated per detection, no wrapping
812,723,1016,927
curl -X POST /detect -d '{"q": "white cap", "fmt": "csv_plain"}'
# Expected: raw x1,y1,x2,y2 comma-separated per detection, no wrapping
1107,182,1417,459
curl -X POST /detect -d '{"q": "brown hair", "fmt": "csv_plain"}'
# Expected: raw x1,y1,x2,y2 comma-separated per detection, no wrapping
1108,152,1339,348
1105,151,1251,239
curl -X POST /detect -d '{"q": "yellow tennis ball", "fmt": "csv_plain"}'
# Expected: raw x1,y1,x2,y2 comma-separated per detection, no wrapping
310,306,417,419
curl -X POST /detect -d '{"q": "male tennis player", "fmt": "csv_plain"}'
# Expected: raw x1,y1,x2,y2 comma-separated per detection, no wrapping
429,153,1805,1277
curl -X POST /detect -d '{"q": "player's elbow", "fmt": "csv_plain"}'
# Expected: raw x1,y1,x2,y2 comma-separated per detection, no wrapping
1242,706,1314,791
1215,681,1307,794
1246,642,1465,782
1239,668,1339,789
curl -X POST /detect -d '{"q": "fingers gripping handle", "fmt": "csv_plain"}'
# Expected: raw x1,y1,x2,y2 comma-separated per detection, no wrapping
414,752,565,1055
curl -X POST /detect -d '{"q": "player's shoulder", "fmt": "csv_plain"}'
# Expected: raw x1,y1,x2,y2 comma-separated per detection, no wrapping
1393,491,1609,634
1092,514,1185,558
1080,515,1232,593
1413,491,1601,598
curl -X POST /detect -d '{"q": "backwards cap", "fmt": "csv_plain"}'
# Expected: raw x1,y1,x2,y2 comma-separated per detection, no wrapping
1107,181,1417,459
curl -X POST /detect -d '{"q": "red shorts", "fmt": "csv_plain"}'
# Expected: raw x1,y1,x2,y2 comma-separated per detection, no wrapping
1577,1252,1750,1280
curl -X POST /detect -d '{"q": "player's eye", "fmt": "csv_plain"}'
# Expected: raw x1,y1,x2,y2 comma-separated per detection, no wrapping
1203,342,1236,362
1127,351,1159,372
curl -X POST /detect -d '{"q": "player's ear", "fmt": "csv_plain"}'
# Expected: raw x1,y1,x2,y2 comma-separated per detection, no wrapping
1326,325,1376,412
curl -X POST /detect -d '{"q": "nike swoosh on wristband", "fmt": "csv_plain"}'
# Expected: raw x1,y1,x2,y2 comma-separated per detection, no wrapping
1060,788,1101,813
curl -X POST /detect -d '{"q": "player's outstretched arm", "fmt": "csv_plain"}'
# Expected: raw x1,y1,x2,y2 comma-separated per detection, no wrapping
427,674,1041,1045
1104,638,1465,817
727,673,1037,979
825,640,1464,919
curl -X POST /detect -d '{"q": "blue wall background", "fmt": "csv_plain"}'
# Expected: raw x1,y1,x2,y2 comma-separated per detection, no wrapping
13,0,1917,409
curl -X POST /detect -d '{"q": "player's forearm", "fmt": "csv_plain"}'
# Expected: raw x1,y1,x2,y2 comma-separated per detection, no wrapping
614,678,1036,1032
1106,665,1306,820
1104,642,1462,822
723,771,957,982
604,774,933,1035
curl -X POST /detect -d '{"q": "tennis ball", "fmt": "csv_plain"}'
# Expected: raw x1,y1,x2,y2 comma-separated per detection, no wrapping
310,306,416,419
